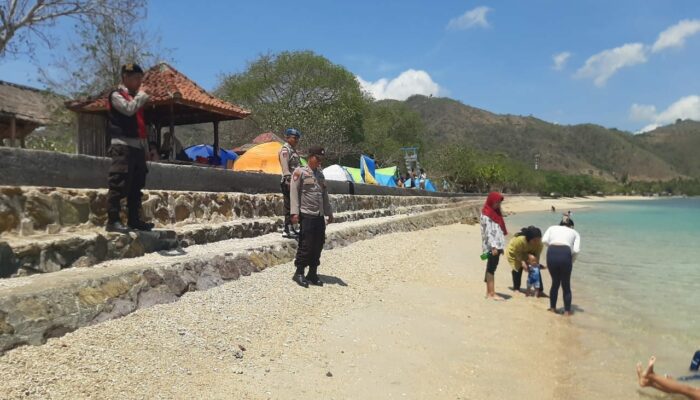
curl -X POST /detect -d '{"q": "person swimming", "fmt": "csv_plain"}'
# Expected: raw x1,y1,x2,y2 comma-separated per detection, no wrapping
636,353,700,399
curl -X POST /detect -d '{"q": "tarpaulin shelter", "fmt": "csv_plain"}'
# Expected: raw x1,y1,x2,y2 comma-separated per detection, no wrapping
184,144,238,167
232,141,282,174
360,155,377,185
344,167,363,183
323,164,353,182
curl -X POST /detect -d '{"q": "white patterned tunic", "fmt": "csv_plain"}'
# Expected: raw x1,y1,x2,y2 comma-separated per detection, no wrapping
480,214,506,253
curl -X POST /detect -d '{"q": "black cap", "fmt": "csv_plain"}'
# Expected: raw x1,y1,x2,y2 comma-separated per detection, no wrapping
121,63,144,75
307,146,325,157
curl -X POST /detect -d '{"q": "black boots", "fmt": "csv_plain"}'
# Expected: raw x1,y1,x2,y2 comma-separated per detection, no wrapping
106,220,130,233
292,273,308,288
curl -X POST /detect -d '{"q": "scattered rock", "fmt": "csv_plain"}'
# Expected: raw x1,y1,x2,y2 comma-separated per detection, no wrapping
326,371,333,377
46,223,61,234
19,218,34,236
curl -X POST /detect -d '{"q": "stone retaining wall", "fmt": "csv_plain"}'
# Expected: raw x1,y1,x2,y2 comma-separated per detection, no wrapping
0,203,478,353
0,186,460,235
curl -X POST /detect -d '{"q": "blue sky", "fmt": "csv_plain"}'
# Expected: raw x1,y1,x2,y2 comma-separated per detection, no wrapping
2,0,699,132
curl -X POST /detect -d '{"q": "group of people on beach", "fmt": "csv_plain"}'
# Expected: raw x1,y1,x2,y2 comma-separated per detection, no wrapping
479,192,580,315
480,192,700,398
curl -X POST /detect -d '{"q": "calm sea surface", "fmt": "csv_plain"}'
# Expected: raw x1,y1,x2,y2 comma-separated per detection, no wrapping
507,198,700,398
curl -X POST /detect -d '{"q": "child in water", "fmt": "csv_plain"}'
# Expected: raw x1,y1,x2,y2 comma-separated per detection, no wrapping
525,253,546,297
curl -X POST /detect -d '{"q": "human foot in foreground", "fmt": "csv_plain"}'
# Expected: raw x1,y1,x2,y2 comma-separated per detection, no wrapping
636,356,700,400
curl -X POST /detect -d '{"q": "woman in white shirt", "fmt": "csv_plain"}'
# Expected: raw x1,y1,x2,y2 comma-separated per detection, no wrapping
542,218,581,316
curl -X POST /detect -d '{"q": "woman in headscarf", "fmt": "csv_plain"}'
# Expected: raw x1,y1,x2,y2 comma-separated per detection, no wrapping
480,192,507,300
506,226,544,294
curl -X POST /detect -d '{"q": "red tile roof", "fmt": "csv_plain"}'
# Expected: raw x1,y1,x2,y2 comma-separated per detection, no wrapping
233,132,286,153
66,63,250,119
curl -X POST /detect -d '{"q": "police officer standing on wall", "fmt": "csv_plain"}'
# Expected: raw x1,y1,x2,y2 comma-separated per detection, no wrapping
105,63,154,233
290,146,333,287
279,128,301,237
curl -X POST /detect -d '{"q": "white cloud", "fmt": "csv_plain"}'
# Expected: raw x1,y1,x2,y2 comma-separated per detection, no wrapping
652,19,700,53
630,95,700,133
575,43,648,86
358,69,443,100
629,103,657,122
447,6,492,30
552,52,572,71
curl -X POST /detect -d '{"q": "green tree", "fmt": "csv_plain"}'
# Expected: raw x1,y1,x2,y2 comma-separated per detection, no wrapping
217,51,371,159
362,100,425,165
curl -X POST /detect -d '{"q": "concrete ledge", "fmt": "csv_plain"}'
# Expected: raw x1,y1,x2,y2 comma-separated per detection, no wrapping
0,148,466,197
0,202,478,353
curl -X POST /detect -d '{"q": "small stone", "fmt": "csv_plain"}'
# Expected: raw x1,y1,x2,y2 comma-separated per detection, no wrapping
234,350,244,359
326,371,333,377
46,223,61,234
20,218,34,236
238,344,246,352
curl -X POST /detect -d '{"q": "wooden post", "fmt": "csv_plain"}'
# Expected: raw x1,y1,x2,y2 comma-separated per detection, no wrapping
213,120,220,163
169,103,175,161
9,115,16,147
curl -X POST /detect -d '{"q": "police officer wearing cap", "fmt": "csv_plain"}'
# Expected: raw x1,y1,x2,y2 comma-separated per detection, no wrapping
289,145,334,287
279,128,301,237
105,63,154,233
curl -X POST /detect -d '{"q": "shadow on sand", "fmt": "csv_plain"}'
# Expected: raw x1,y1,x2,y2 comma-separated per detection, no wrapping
318,275,348,286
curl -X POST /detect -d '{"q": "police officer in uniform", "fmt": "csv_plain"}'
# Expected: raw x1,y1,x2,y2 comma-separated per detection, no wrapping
105,63,154,233
278,128,302,237
290,146,334,287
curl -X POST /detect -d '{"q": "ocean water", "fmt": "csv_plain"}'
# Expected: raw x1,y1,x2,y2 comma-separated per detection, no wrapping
507,198,700,397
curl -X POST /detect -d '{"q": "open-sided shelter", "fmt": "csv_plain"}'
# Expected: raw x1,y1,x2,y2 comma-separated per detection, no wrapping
66,63,250,159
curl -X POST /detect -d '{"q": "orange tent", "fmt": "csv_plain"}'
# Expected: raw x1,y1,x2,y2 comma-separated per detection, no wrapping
232,141,283,174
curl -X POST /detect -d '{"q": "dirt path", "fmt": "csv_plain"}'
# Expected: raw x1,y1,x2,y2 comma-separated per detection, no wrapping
0,223,581,399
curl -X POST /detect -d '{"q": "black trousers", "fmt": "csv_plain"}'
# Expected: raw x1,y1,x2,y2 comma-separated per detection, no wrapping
281,181,291,228
547,246,573,311
484,251,501,282
295,214,326,278
107,144,147,224
512,268,545,292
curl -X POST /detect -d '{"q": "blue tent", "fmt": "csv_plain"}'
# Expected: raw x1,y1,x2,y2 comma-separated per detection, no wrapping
375,173,397,187
184,144,238,166
424,179,437,192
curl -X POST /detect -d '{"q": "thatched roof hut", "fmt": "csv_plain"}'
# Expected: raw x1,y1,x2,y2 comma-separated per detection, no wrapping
0,80,56,147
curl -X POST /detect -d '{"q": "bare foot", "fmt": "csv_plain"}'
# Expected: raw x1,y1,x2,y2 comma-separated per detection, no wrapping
547,308,557,313
487,294,504,301
564,311,574,316
637,362,650,387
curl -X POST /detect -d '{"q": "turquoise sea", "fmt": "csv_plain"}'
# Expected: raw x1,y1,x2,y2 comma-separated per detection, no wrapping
507,198,700,398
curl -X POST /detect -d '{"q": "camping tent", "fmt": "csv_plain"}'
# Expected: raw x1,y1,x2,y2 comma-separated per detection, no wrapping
424,179,437,192
375,166,398,187
184,144,238,167
375,173,397,187
360,155,377,185
323,165,353,182
232,141,282,174
375,166,397,187
344,167,363,183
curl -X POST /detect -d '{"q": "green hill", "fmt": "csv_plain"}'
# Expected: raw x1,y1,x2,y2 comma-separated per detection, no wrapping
634,120,700,177
403,95,685,181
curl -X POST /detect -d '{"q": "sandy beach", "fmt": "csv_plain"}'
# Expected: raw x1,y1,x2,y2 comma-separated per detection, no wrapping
0,196,646,399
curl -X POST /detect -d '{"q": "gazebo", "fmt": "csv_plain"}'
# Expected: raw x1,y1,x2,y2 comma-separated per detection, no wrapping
0,81,55,147
66,62,250,160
